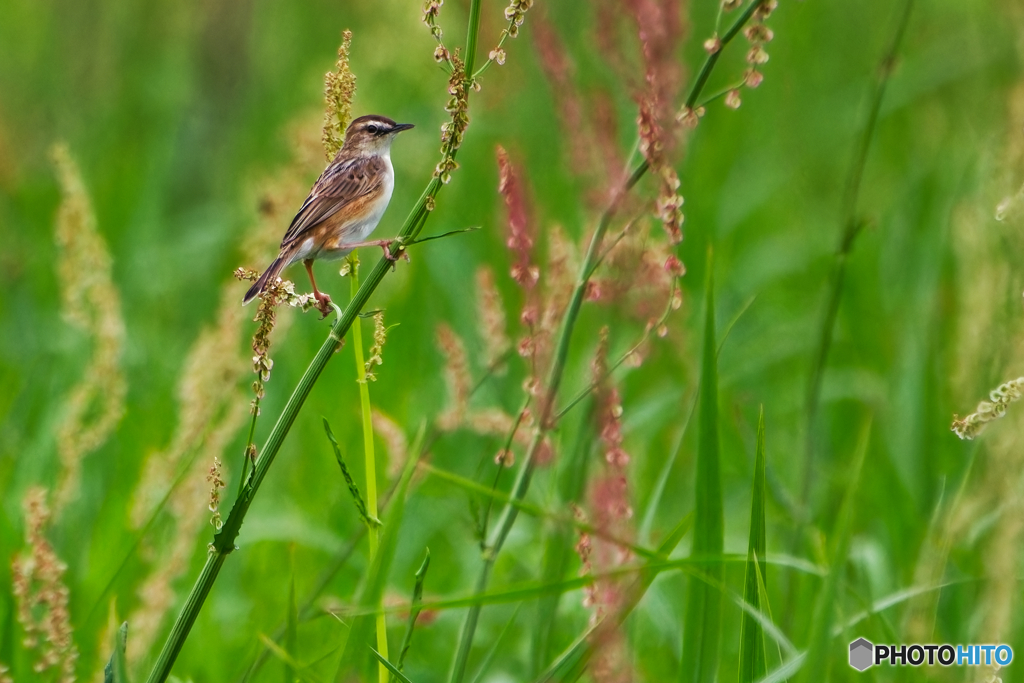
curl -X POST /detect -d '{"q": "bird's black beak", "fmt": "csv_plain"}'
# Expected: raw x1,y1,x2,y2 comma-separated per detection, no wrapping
392,123,415,133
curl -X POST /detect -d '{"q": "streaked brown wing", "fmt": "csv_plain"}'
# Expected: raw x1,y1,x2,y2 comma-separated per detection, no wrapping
280,155,386,249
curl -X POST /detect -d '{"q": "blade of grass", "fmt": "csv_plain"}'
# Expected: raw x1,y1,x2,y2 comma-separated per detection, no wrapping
639,293,756,545
469,605,522,683
680,249,723,683
396,548,431,672
536,512,694,683
370,648,415,683
331,550,824,623
286,548,298,683
241,427,426,683
334,441,421,681
324,418,379,528
421,463,653,559
738,407,768,682
407,226,480,245
103,622,129,683
731,574,794,663
259,635,324,683
531,409,594,676
798,419,871,683
753,555,786,670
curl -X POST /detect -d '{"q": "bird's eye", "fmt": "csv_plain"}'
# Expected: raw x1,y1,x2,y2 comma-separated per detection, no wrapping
366,124,379,134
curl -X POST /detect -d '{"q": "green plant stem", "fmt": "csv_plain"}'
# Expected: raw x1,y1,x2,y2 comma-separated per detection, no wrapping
789,0,914,616
452,90,653,683
239,525,365,682
397,549,431,672
350,258,389,683
146,551,228,683
478,396,530,540
534,514,693,683
799,0,913,509
423,463,655,559
686,0,765,112
238,403,258,498
464,0,482,75
446,4,769,681
554,281,678,421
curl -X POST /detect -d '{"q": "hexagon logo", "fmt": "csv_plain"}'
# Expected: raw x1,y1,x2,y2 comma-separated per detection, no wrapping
849,638,873,671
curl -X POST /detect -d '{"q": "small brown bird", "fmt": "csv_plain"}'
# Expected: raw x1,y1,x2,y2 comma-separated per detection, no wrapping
243,114,414,311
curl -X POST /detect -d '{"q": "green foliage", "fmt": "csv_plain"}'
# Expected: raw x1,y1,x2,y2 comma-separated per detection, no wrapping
370,647,414,683
681,250,723,683
287,554,298,683
103,622,130,683
323,418,377,529
737,408,767,683
798,421,870,683
335,440,420,681
396,548,431,673
1,0,1022,682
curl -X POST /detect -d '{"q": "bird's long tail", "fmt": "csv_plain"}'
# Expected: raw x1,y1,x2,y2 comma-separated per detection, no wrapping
243,256,287,305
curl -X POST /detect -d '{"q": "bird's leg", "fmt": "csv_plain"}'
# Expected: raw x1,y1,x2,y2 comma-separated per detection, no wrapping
304,259,332,317
345,237,410,263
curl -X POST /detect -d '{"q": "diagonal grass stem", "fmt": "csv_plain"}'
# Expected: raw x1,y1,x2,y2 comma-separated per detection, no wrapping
448,5,770,681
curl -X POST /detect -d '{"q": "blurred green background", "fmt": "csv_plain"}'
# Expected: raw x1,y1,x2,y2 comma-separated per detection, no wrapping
2,0,1024,681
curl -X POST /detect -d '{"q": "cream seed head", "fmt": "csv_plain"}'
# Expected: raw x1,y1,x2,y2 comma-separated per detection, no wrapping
755,0,778,20
747,45,770,65
51,144,127,515
952,377,1024,440
422,0,444,26
475,267,511,368
12,488,79,682
206,457,226,528
363,310,390,381
322,30,357,161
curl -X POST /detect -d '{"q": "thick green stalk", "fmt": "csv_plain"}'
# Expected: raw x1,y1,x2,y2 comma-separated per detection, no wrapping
144,551,228,682
350,259,388,683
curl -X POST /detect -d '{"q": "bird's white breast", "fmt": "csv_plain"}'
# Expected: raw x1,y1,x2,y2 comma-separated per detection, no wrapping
347,153,394,243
